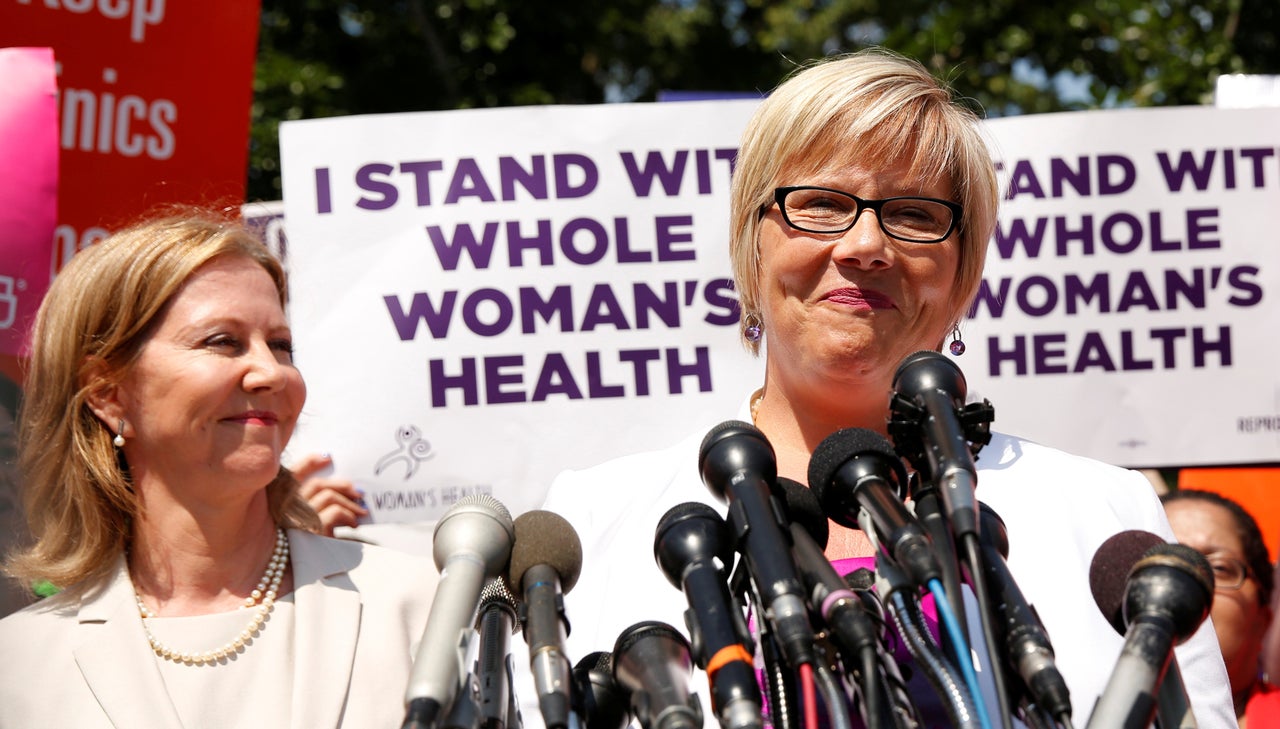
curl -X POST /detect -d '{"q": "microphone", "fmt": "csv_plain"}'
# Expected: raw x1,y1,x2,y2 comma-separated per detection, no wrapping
888,350,982,538
1086,540,1214,729
654,502,763,729
612,621,704,729
975,503,1072,722
510,510,584,729
776,478,885,658
808,427,941,586
574,651,632,729
698,420,816,669
475,578,522,729
1087,530,1166,634
776,478,897,729
404,495,516,729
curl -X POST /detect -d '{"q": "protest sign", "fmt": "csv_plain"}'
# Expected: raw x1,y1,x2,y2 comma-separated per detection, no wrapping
281,102,1279,531
281,101,764,524
971,106,1279,466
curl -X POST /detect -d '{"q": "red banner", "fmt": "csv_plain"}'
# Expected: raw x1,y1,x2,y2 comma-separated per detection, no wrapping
1,1,262,273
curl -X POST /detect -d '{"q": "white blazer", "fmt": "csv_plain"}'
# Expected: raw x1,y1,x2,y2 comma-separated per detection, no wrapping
0,529,439,728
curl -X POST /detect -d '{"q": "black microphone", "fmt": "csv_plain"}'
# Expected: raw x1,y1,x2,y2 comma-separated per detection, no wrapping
775,478,885,659
475,577,522,729
776,478,897,729
1086,540,1214,729
574,651,632,729
808,427,941,586
975,503,1072,722
698,421,816,669
510,510,584,729
888,350,982,538
654,502,763,729
404,495,516,729
612,621,704,729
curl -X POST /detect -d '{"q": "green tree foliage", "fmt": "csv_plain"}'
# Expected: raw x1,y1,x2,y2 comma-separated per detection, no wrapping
250,0,1279,201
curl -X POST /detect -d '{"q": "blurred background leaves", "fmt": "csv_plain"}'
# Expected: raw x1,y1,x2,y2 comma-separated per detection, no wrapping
249,0,1279,201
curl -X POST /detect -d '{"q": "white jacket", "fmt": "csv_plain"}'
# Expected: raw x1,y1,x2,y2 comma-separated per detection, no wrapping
518,399,1236,728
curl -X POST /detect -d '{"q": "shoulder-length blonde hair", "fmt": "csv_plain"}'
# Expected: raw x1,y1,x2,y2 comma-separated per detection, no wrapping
6,209,320,591
729,48,999,352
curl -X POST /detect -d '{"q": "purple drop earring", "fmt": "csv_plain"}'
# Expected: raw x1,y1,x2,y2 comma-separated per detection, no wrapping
949,325,966,356
744,313,763,343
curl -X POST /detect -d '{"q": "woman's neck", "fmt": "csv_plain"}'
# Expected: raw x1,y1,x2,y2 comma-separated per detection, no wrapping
751,381,887,561
128,499,286,616
752,380,889,480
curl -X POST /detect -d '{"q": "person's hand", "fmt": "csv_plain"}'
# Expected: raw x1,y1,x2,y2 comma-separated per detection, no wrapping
291,453,368,537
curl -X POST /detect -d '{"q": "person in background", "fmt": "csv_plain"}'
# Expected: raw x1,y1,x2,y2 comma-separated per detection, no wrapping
526,48,1235,728
0,210,438,727
292,452,369,536
1164,488,1280,726
0,372,29,617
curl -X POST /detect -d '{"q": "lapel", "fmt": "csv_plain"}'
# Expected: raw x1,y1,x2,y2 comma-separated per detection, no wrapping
72,555,185,729
288,529,363,729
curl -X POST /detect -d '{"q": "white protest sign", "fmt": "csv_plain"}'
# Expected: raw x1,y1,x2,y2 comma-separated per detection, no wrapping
972,106,1280,466
280,101,764,526
281,102,1279,534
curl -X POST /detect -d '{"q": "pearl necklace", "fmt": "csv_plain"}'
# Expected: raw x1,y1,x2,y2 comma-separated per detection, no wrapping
749,388,764,425
135,527,289,666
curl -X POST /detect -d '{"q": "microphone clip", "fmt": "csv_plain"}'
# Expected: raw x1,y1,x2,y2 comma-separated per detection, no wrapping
887,394,994,478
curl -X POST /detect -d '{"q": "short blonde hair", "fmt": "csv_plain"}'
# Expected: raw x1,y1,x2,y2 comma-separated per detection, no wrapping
729,48,999,352
6,209,320,591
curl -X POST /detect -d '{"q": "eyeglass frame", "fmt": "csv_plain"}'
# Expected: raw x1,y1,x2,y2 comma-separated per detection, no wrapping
769,185,964,244
1204,553,1252,591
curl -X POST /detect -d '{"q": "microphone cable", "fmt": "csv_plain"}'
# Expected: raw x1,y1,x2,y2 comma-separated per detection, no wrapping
732,561,799,729
926,578,993,729
884,583,978,729
810,660,854,729
959,531,1015,729
798,662,819,729
908,477,968,664
843,568,919,729
867,521,977,729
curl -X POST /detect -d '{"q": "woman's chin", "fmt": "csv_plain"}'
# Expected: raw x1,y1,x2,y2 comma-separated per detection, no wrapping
219,450,287,488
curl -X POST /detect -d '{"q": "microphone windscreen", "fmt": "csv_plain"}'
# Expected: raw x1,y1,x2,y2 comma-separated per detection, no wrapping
1088,529,1167,634
1131,542,1215,641
576,649,614,675
431,493,516,571
891,349,968,401
697,420,776,501
476,576,522,632
510,510,584,594
776,477,830,549
575,650,631,729
807,427,906,503
656,501,721,536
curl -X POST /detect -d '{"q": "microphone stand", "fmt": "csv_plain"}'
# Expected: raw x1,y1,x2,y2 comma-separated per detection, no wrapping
906,477,967,660
958,531,1015,729
731,562,799,729
891,381,1015,729
1155,656,1197,729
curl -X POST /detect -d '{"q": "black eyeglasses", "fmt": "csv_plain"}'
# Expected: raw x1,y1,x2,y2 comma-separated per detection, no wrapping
1205,554,1252,591
771,185,963,243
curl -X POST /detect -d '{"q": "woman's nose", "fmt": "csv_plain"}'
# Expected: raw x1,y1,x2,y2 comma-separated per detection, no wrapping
832,209,894,270
242,341,289,391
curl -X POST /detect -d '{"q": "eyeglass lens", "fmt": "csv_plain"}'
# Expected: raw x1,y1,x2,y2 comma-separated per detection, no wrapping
1207,555,1248,589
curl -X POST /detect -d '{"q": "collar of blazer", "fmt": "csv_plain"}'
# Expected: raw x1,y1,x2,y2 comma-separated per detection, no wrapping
72,530,365,729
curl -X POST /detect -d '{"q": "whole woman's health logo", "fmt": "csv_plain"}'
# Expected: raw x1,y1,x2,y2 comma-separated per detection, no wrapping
373,424,435,479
